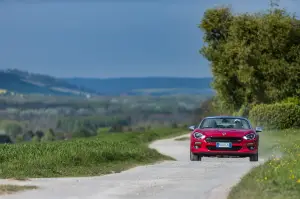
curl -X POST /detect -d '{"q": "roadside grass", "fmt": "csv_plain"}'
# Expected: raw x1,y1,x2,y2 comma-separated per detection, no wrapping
228,129,300,199
0,127,186,179
0,184,37,195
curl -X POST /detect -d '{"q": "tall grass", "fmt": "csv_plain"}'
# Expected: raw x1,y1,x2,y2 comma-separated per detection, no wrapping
228,129,300,199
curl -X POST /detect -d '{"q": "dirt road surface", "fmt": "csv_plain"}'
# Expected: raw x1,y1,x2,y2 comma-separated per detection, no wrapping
0,134,264,199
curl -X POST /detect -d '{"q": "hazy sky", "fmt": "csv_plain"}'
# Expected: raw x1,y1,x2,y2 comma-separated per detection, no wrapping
0,0,299,78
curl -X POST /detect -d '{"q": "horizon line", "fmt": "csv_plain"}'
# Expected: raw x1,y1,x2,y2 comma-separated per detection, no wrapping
61,76,213,79
1,68,213,79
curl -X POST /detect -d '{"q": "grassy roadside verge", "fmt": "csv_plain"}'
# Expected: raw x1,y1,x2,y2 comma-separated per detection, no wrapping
0,184,37,195
228,129,300,199
0,127,187,179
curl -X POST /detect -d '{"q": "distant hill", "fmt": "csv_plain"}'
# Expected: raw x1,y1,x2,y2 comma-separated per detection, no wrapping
0,69,95,96
0,69,214,96
63,77,214,96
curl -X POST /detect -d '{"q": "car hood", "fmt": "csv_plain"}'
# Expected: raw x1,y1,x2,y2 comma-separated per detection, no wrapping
194,128,254,137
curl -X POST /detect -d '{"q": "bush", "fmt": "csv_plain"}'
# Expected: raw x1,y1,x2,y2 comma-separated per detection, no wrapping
281,97,300,105
249,103,300,129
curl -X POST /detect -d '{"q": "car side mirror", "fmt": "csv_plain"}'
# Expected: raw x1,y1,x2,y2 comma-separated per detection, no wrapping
255,126,263,133
189,125,195,131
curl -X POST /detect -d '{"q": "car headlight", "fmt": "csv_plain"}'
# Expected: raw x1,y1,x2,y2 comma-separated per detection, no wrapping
243,133,256,140
193,132,205,139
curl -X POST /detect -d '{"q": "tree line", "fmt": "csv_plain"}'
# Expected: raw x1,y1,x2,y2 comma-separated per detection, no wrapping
0,95,208,143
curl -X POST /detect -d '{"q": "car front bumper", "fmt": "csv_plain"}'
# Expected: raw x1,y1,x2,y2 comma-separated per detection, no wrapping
190,139,258,156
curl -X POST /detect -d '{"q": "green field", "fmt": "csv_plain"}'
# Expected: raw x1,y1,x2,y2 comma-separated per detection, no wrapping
0,127,186,179
228,129,300,199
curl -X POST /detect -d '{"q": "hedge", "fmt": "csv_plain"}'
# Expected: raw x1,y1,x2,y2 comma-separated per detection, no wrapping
249,103,300,130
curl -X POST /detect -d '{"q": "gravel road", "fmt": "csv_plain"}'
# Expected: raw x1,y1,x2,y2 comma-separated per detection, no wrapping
0,134,264,199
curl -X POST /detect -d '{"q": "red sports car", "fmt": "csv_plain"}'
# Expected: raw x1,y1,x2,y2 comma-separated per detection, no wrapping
189,116,262,162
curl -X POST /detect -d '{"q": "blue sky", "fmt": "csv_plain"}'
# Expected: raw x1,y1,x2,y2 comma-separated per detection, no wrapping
0,0,299,78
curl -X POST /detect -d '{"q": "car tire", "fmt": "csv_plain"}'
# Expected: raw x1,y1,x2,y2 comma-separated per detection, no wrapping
190,151,202,161
249,153,259,162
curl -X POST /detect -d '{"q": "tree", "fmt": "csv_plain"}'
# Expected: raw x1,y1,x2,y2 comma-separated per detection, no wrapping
41,129,55,142
2,121,23,139
193,97,230,122
199,6,300,111
171,122,178,128
15,134,24,143
72,127,94,138
109,124,123,133
48,128,55,137
34,130,44,139
31,135,40,142
23,130,34,141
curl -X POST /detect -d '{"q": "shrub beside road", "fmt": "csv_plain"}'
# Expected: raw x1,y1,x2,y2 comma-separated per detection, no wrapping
249,102,300,130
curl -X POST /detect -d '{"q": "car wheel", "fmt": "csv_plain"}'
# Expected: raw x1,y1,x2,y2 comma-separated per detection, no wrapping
190,151,202,161
249,153,259,162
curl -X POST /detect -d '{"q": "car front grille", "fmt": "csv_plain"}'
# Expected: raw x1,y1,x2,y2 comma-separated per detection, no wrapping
205,137,242,143
206,146,242,151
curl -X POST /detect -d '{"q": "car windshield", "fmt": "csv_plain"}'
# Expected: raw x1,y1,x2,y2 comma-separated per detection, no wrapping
199,117,251,129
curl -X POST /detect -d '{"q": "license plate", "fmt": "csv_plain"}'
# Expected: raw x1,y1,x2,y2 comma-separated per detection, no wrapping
216,142,232,148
